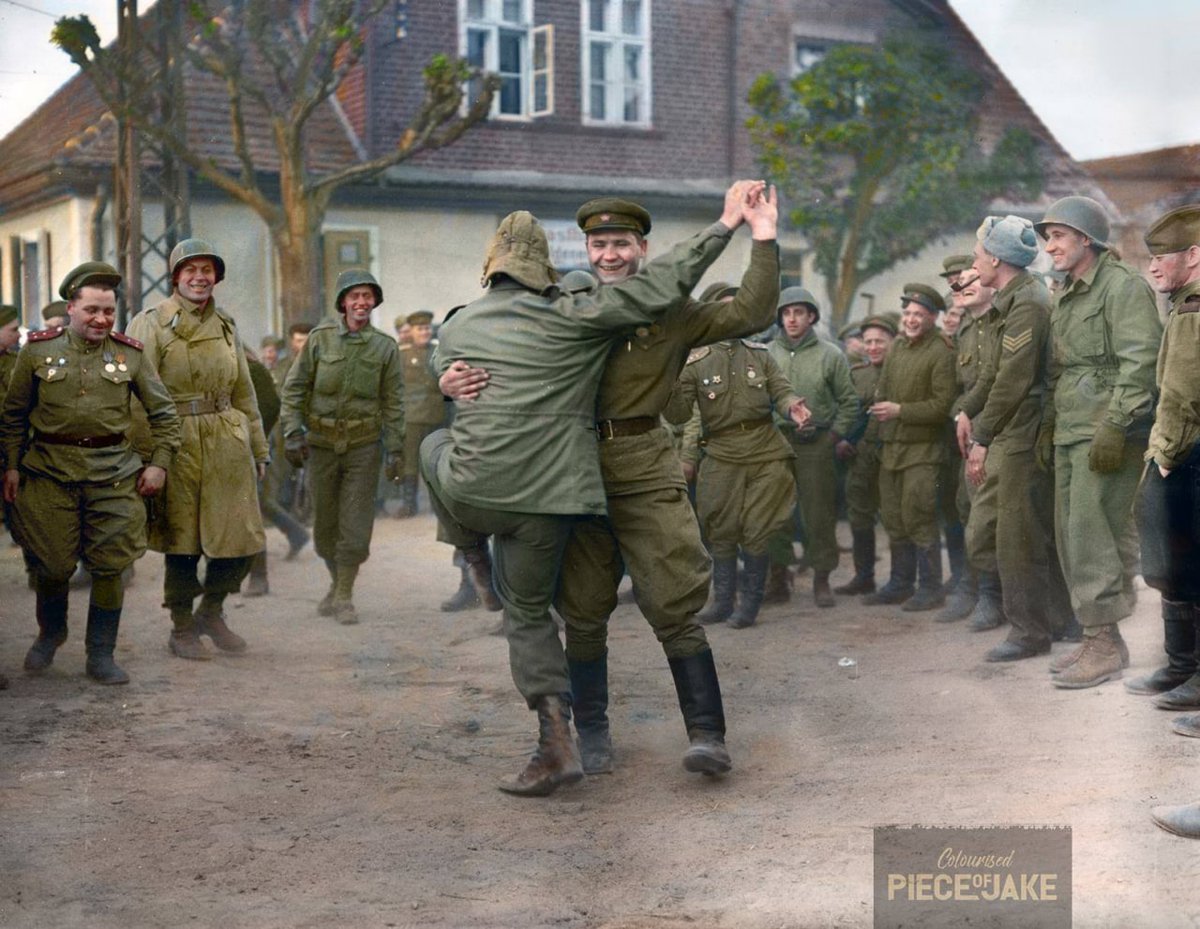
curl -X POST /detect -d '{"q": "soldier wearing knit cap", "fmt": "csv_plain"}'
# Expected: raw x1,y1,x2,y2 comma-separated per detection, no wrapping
1038,196,1163,688
957,215,1073,662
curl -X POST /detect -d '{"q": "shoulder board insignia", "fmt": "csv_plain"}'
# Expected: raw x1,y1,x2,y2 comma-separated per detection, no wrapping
110,330,144,351
740,339,769,350
27,327,64,342
442,304,467,324
686,345,711,364
1179,296,1200,313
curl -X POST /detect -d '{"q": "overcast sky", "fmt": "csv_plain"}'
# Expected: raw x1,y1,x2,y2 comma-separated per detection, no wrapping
1,1,1198,162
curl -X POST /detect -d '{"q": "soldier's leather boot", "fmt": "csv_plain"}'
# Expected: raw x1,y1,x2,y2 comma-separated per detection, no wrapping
942,521,966,594
1172,714,1200,738
863,543,916,605
1053,614,1083,643
568,653,613,774
244,551,269,597
729,553,768,628
834,528,876,595
1050,629,1129,674
441,564,481,611
668,650,732,775
318,560,337,616
168,608,212,661
1052,624,1125,689
25,583,70,672
1151,802,1200,839
936,568,978,623
813,571,835,609
461,545,502,612
698,558,736,624
1127,599,1197,695
902,544,945,612
85,604,129,685
967,571,1006,632
332,564,359,625
762,563,793,604
497,694,584,797
194,596,248,652
1154,674,1200,710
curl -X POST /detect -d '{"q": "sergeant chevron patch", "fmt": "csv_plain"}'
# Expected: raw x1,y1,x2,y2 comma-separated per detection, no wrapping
1002,329,1032,353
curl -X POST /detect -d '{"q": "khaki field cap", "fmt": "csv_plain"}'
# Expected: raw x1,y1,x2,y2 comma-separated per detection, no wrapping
1035,196,1111,250
860,314,898,337
940,254,974,278
406,310,433,326
334,269,383,312
575,198,652,237
838,320,863,340
169,238,226,283
901,283,945,313
481,211,559,293
59,261,122,300
1144,204,1200,256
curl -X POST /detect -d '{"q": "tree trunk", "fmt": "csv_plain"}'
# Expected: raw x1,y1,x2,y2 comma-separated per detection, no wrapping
273,182,325,331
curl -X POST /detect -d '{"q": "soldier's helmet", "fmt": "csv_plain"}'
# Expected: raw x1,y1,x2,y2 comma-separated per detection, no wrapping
1034,196,1110,249
334,269,383,312
169,238,227,284
777,285,821,323
481,211,558,293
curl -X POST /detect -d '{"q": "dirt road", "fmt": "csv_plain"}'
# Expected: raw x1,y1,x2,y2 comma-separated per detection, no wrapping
1,513,1197,928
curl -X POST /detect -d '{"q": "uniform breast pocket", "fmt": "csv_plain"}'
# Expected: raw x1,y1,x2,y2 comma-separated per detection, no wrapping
34,365,68,385
99,368,133,386
314,355,345,395
351,357,383,399
698,379,728,404
1069,307,1110,360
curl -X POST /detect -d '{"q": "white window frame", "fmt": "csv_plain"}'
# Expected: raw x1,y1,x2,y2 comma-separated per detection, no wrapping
459,0,553,120
580,0,652,128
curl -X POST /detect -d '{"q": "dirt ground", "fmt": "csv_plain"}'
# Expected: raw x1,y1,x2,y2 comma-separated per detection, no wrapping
2,508,1199,929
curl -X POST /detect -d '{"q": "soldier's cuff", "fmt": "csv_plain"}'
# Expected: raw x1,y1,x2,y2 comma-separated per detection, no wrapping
149,449,175,470
708,222,735,240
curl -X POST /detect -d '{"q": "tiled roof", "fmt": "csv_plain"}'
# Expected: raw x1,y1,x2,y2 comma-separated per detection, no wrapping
1083,145,1200,220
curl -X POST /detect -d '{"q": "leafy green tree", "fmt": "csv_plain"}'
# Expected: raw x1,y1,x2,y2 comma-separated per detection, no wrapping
747,34,1043,326
53,0,497,327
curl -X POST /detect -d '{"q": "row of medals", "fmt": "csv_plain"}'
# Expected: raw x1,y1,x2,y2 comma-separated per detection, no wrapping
41,352,127,378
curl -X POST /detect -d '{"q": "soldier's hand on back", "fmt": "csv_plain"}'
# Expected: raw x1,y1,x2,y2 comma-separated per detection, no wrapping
440,360,490,401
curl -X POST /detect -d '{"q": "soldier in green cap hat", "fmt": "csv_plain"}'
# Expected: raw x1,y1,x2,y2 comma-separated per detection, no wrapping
836,315,896,594
394,309,442,519
2,263,181,684
1138,204,1200,837
280,269,405,625
426,185,766,796
864,283,957,610
940,254,974,284
127,238,270,660
40,301,68,329
1131,204,1200,724
765,286,858,608
1036,196,1162,689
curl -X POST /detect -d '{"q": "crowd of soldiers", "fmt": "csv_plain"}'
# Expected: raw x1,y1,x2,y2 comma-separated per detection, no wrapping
0,184,1198,835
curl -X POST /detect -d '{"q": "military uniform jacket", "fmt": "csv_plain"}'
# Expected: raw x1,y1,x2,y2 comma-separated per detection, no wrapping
767,329,858,438
400,341,445,427
0,348,17,394
127,294,269,556
664,340,799,465
957,271,1052,451
1049,250,1162,446
280,316,404,454
1148,279,1200,470
433,222,731,515
848,361,884,446
1,327,181,484
953,309,994,398
595,237,778,497
876,329,957,469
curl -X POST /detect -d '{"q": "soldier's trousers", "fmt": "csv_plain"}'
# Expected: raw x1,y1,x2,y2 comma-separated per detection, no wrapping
403,422,440,481
422,430,572,706
12,470,145,584
696,456,796,559
1136,447,1200,602
967,443,1071,648
1054,438,1144,627
310,441,381,568
556,488,710,663
878,462,941,548
767,431,839,572
844,442,881,531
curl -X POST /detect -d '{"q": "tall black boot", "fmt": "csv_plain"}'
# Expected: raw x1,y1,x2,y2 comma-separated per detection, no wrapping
1126,599,1198,695
936,566,978,623
441,562,481,611
25,581,70,672
834,528,876,595
862,543,916,605
85,604,129,685
497,694,584,797
903,542,946,612
729,553,768,628
668,650,732,775
568,653,613,774
698,558,736,624
943,521,966,593
967,571,1006,631
461,545,502,612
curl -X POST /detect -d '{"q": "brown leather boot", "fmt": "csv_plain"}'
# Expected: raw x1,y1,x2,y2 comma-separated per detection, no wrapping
498,694,585,797
762,564,792,604
462,546,502,612
813,571,835,609
1051,625,1125,689
194,601,248,653
168,608,212,661
1050,632,1130,674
